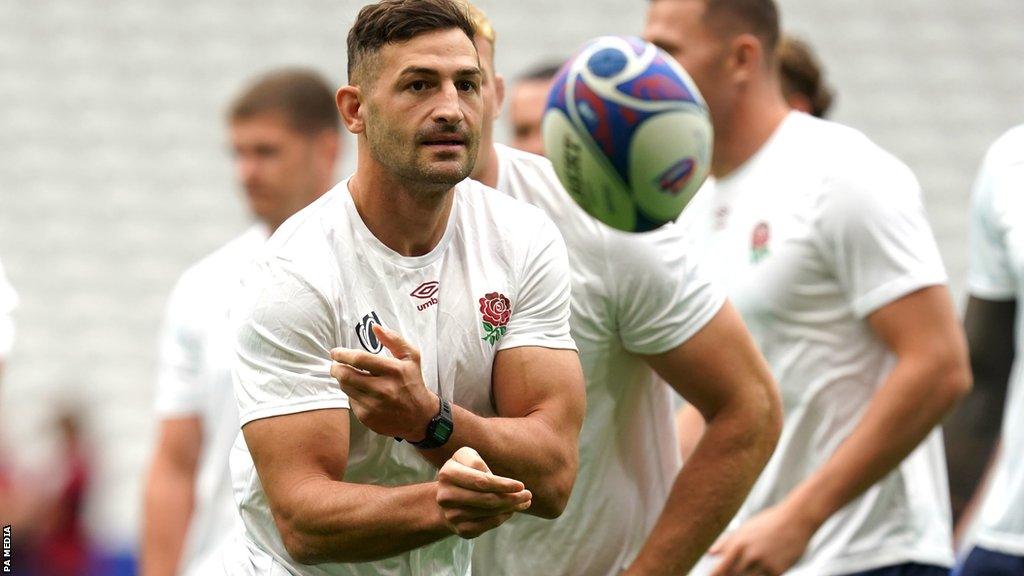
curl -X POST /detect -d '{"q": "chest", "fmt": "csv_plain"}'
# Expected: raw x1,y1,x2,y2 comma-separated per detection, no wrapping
333,244,520,420
693,181,851,336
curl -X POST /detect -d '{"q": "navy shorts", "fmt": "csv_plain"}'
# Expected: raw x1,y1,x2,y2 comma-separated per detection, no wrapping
953,546,1024,576
844,563,949,576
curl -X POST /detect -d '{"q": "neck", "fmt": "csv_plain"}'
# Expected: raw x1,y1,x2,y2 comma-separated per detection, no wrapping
711,79,790,179
349,147,455,257
471,136,500,188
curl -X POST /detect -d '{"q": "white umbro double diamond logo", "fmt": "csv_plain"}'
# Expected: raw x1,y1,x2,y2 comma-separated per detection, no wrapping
411,281,439,312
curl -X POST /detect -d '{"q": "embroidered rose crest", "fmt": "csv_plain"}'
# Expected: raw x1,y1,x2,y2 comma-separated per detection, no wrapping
479,292,511,345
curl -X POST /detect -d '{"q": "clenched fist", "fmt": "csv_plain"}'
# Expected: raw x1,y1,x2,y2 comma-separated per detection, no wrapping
436,447,532,539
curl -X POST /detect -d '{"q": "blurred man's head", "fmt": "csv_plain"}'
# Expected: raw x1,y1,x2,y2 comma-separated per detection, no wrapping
228,69,340,231
340,0,482,193
462,2,505,154
778,35,834,118
509,64,560,156
644,0,781,130
645,0,787,176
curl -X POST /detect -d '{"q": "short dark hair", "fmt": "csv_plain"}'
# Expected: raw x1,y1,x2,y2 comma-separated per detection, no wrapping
778,35,835,117
347,0,477,84
705,0,781,58
228,68,339,134
518,62,563,84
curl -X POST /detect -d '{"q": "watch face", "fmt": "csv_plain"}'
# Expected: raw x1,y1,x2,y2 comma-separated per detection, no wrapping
434,420,453,440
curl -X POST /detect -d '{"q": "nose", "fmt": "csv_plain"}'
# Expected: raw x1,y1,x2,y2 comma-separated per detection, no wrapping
236,154,259,185
431,82,464,126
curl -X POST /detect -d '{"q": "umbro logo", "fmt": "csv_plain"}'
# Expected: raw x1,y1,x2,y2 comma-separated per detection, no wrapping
355,311,384,354
410,281,439,312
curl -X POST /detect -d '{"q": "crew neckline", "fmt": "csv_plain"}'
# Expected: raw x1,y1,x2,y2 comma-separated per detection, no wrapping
342,177,460,269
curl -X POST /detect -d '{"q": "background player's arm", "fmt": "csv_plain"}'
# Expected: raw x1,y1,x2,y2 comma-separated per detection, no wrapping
141,417,201,576
710,286,971,576
622,302,781,576
945,295,1015,537
243,407,531,564
793,285,970,521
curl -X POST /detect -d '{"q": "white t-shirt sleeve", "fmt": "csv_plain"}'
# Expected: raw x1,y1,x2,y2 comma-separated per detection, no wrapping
232,259,348,426
818,156,948,318
967,146,1021,301
0,259,17,359
612,224,726,355
154,270,207,416
497,215,577,352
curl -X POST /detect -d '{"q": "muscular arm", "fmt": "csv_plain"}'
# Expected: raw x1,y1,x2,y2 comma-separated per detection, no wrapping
334,328,585,520
243,408,531,564
782,285,972,535
141,417,202,576
417,346,586,519
625,302,782,576
243,408,449,564
945,296,1015,526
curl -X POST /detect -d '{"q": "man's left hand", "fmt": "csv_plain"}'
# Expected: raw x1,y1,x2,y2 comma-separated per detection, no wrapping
330,324,438,441
707,503,817,576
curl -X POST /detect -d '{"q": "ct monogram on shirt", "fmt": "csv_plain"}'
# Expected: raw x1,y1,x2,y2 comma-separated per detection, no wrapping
355,311,384,354
479,292,511,346
750,221,771,263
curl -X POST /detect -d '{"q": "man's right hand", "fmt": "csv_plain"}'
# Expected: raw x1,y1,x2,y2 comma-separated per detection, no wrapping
436,447,532,539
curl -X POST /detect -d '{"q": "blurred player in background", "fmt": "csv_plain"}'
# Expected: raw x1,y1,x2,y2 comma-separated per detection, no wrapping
0,257,15,381
645,0,972,574
223,0,585,573
507,63,561,156
140,68,341,576
462,4,782,575
676,31,835,457
777,35,834,118
948,125,1024,576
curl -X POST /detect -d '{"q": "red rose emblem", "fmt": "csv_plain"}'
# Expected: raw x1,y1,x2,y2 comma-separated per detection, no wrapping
479,292,511,327
479,292,511,345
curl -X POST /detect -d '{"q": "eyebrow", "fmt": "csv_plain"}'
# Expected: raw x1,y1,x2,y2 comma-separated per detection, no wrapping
397,66,482,79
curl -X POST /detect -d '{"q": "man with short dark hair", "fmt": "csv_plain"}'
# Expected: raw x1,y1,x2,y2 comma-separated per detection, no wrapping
645,0,972,574
222,0,585,574
141,68,341,576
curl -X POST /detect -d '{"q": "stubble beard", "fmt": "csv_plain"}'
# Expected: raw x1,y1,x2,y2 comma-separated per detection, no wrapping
365,119,480,197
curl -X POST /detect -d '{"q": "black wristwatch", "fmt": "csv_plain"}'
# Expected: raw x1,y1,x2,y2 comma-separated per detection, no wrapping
406,396,454,449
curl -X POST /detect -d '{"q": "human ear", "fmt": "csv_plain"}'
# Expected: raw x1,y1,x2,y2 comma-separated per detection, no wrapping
337,86,365,134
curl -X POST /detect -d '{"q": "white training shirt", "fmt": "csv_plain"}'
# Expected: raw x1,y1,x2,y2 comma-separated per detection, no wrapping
154,224,268,576
685,112,953,575
966,124,1024,557
223,177,575,576
471,144,724,576
0,258,17,360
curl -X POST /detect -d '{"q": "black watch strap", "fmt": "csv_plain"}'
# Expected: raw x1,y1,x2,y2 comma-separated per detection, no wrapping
408,397,454,449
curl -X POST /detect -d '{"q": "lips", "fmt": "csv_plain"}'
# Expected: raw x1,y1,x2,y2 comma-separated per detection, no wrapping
421,136,466,147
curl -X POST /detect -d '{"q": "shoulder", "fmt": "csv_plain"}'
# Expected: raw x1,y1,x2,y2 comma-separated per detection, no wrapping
987,124,1024,162
791,116,921,212
457,176,557,240
979,124,1024,182
171,226,262,300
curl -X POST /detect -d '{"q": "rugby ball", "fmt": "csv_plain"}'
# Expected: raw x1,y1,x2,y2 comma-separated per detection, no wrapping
543,36,712,232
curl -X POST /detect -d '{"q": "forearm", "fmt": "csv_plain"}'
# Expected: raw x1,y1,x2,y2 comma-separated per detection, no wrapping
785,358,969,530
629,399,779,575
278,479,451,564
417,405,576,518
141,461,195,576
